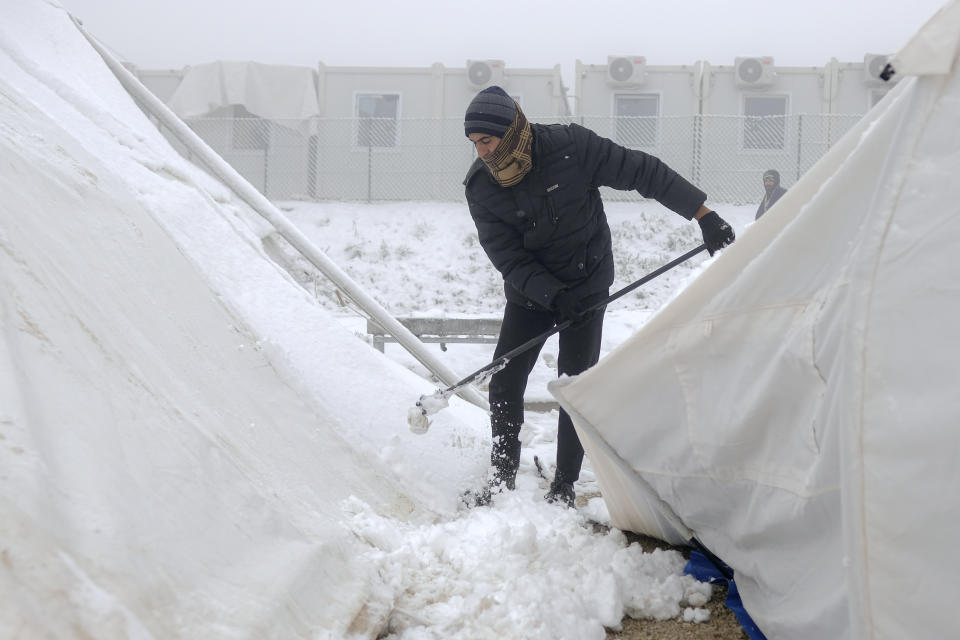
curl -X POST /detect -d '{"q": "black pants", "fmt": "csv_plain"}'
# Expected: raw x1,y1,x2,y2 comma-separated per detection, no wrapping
488,293,606,485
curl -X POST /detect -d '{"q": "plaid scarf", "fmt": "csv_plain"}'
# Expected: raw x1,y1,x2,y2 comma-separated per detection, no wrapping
482,106,532,187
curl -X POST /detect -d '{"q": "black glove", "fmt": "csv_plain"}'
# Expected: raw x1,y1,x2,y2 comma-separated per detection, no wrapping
553,290,585,326
698,211,735,256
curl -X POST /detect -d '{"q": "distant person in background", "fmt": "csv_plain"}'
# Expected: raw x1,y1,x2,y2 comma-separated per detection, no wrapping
756,169,787,220
462,85,735,508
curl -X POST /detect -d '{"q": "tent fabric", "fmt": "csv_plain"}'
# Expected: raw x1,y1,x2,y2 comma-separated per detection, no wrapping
550,2,960,638
1,2,487,637
892,0,960,75
167,60,321,134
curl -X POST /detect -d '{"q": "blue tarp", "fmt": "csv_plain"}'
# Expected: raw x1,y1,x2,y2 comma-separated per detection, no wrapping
684,551,767,640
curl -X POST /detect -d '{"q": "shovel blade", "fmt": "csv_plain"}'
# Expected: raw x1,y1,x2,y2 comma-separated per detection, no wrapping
408,389,451,434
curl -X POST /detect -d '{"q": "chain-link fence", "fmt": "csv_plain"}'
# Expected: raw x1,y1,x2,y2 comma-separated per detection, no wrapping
163,113,863,204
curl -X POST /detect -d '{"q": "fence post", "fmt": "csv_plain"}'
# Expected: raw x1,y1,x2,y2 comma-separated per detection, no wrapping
367,145,373,203
692,113,703,186
263,122,270,199
307,135,318,200
795,114,803,183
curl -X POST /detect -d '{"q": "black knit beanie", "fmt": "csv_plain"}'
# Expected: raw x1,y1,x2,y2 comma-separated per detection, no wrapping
763,169,780,182
464,86,516,138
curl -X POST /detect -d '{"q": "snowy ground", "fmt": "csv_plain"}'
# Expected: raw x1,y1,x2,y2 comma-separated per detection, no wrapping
277,200,757,638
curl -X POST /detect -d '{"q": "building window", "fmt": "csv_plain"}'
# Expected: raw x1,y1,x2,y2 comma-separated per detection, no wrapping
742,95,787,150
614,94,659,148
356,93,399,148
230,105,269,151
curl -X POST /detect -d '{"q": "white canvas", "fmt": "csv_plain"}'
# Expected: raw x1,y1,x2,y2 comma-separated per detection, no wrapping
551,2,960,638
167,60,322,133
0,2,489,636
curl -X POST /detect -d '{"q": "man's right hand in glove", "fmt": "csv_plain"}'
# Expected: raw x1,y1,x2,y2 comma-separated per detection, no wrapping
697,210,735,256
553,290,585,327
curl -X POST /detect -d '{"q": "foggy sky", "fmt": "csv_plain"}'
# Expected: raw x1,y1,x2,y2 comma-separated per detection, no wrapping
62,0,947,88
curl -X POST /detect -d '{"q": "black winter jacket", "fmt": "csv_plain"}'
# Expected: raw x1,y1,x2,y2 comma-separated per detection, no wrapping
464,122,706,310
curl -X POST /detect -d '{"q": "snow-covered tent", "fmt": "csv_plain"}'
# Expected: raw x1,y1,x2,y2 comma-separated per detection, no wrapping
551,2,960,638
0,2,488,637
167,60,322,134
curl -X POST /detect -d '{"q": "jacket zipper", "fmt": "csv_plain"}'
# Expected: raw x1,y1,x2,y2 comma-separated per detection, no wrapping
546,195,558,224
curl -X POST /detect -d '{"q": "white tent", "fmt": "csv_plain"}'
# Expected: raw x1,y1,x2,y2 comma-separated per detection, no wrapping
550,2,960,638
0,2,487,637
167,60,322,134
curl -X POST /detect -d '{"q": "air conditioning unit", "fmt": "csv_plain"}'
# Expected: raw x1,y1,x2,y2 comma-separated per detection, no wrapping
466,60,504,89
606,56,646,85
734,56,776,88
864,53,894,85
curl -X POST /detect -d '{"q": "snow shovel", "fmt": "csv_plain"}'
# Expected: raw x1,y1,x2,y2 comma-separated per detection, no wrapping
408,243,708,432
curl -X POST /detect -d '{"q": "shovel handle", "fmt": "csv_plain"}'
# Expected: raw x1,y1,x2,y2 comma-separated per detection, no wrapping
433,244,708,400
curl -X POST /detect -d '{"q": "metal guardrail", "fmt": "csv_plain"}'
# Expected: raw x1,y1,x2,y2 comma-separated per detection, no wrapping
366,317,502,352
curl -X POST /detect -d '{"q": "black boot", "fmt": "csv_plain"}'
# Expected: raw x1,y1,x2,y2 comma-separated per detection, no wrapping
489,409,521,490
490,446,519,491
545,478,575,508
464,400,523,507
463,442,520,508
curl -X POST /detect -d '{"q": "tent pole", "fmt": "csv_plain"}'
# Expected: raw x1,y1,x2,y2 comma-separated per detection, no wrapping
70,14,489,413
